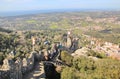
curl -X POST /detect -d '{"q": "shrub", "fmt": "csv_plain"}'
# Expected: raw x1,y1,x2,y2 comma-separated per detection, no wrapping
60,51,73,66
87,49,106,58
73,56,96,72
61,67,78,79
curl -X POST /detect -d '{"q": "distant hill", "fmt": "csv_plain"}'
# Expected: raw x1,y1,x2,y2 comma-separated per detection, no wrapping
0,11,120,44
0,11,120,31
0,27,12,33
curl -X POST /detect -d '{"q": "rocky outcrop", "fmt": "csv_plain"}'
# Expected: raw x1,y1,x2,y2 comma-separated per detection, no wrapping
71,47,89,57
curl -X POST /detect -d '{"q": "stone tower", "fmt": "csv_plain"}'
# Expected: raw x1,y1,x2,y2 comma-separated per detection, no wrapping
66,31,72,48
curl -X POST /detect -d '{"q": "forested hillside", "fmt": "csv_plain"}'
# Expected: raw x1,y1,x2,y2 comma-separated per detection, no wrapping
0,11,120,44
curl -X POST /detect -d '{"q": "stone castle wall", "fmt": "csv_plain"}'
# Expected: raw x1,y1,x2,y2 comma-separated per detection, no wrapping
0,51,41,79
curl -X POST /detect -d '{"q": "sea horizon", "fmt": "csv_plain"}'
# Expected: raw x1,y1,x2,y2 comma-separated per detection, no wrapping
0,8,120,17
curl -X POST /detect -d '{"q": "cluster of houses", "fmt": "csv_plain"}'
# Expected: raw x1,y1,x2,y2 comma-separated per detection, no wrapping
89,37,120,59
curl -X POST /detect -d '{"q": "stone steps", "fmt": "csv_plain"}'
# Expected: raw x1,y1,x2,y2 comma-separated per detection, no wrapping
23,62,45,79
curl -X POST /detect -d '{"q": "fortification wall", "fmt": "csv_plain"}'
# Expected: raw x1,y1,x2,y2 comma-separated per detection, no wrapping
0,51,40,79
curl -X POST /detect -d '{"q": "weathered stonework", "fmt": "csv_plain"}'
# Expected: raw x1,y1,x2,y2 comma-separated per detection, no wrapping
66,37,72,48
0,51,37,79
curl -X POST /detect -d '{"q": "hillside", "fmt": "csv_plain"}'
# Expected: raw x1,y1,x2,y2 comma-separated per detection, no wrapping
0,27,12,33
0,11,120,79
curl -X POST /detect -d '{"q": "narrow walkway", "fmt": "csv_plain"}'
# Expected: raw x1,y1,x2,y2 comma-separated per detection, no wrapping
23,62,45,79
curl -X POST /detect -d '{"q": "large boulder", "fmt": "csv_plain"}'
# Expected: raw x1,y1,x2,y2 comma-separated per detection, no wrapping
71,47,88,57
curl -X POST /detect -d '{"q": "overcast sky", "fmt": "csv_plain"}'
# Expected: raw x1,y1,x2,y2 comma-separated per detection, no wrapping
0,0,120,12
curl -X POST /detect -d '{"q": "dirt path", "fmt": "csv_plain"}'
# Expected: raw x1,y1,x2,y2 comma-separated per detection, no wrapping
23,62,45,79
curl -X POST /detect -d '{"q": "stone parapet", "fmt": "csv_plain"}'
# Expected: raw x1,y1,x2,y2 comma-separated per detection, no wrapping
0,51,39,79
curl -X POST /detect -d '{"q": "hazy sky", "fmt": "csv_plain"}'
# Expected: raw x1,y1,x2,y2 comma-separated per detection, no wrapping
0,0,120,12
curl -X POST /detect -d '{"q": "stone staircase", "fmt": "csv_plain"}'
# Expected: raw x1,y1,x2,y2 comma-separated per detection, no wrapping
23,62,45,79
